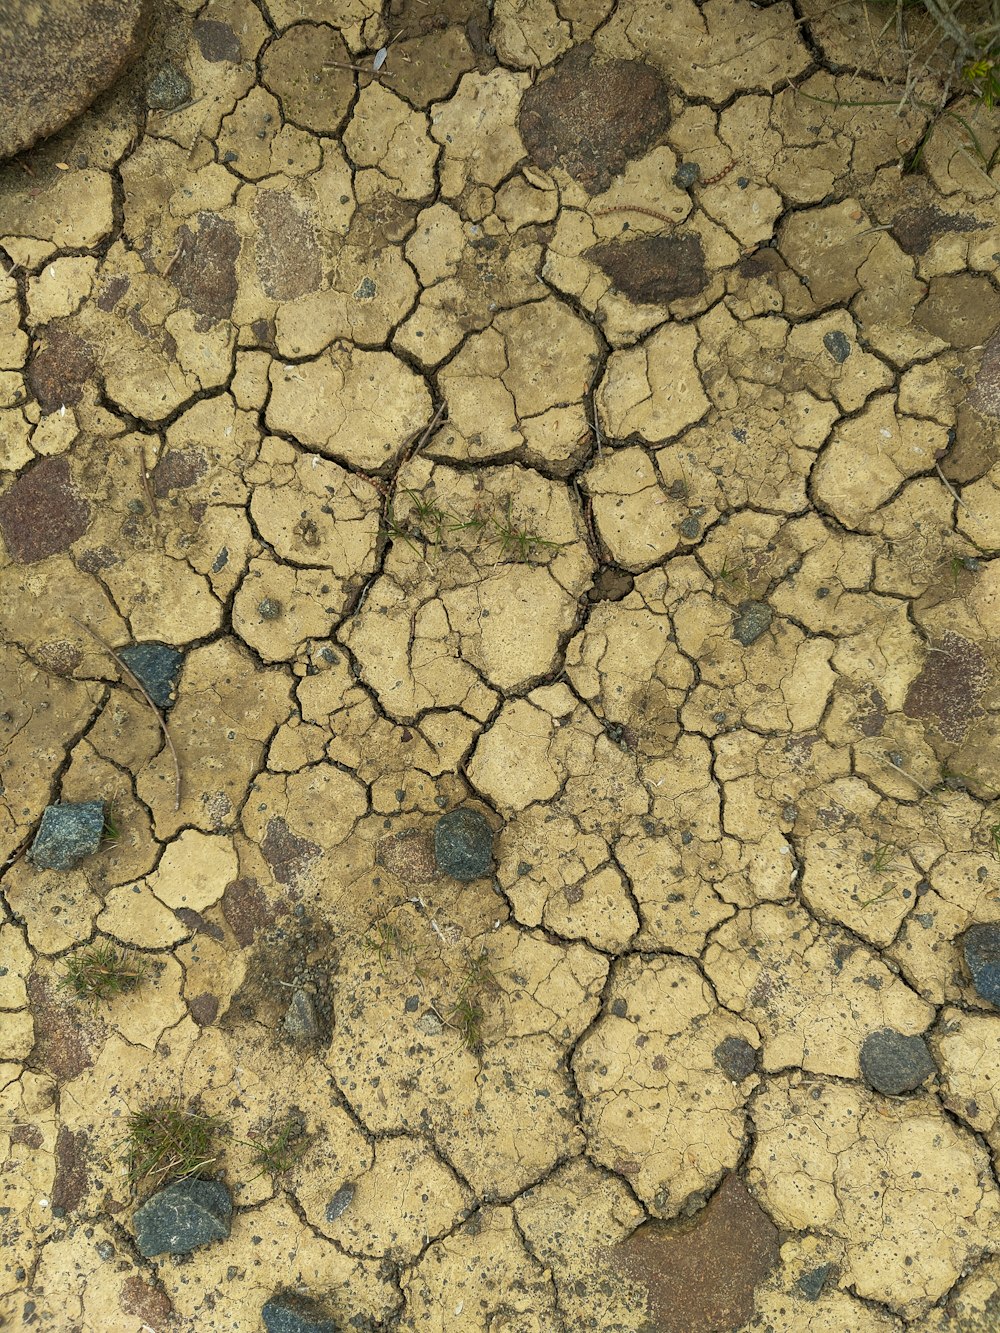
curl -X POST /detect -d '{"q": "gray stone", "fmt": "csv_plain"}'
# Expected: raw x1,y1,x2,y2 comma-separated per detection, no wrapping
133,1178,232,1257
732,601,772,647
324,1183,354,1222
0,0,152,160
674,161,700,188
822,330,851,363
859,1028,936,1095
962,923,1000,1007
29,801,105,870
283,988,321,1044
146,62,191,111
262,1291,340,1333
118,642,183,710
433,806,495,881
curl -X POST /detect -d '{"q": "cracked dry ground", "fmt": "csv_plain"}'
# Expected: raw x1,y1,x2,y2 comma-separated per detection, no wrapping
3,0,1000,1330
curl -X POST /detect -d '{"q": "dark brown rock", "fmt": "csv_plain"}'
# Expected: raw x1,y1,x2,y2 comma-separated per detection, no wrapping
222,876,279,946
609,1174,780,1333
261,817,322,888
0,456,91,563
169,213,241,323
376,828,440,884
0,0,152,160
904,632,991,744
151,448,208,498
586,233,707,306
118,1276,174,1329
254,192,322,302
188,993,220,1027
26,324,96,413
27,973,100,1082
519,44,671,195
51,1125,89,1213
192,18,241,63
969,330,1000,420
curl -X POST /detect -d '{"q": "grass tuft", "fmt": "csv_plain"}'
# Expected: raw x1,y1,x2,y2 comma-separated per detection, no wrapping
246,1112,309,1179
124,1103,224,1197
60,942,147,1006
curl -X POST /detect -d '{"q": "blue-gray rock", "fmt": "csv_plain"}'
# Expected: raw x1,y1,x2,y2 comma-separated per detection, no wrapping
822,330,852,363
133,1178,232,1257
118,642,183,710
262,1291,340,1333
146,62,191,110
29,802,105,870
859,1028,936,1095
732,601,772,647
796,1263,834,1301
433,807,495,881
962,924,1000,1007
325,1183,354,1222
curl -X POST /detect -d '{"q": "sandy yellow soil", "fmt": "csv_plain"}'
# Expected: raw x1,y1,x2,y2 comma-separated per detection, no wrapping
2,1,1000,1329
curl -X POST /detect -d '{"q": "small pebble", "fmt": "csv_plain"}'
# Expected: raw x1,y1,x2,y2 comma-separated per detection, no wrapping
433,807,495,881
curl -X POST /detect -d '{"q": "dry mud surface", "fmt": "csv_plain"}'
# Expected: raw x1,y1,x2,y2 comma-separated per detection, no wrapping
2,1,1000,1330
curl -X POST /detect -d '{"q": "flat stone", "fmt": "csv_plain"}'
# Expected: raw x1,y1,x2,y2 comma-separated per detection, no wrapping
324,1184,354,1222
0,456,91,563
433,807,495,881
283,988,321,1045
610,1174,780,1333
118,643,184,710
732,601,773,647
132,1178,232,1257
518,43,671,195
29,801,105,871
0,0,152,160
262,1291,339,1333
962,924,1000,1007
860,1029,937,1095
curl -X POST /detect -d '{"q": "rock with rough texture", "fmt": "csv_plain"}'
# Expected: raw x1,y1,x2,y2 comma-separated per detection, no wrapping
962,924,1000,1007
29,801,104,870
433,807,495,881
118,643,183,710
0,0,152,159
859,1028,936,1095
132,1178,232,1257
262,1291,339,1333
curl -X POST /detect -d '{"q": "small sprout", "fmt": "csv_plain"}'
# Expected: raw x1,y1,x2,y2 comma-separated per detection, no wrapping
449,994,486,1054
864,842,901,876
988,822,1000,860
125,1103,223,1197
246,1112,309,1178
101,809,121,845
362,914,414,972
60,942,147,1006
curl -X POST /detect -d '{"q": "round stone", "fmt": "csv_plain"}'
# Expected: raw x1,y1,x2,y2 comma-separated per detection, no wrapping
433,806,495,881
146,62,192,111
859,1028,936,1096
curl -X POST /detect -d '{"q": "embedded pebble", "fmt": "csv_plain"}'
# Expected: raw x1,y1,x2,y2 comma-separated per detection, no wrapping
29,801,105,870
133,1178,232,1257
962,924,1000,1007
859,1028,936,1095
433,806,495,881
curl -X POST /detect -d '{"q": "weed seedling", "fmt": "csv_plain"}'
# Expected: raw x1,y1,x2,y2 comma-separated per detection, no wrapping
363,914,414,973
988,822,1000,860
246,1112,309,1179
60,942,147,1006
864,842,901,876
449,994,486,1054
447,948,499,1054
124,1103,223,1197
